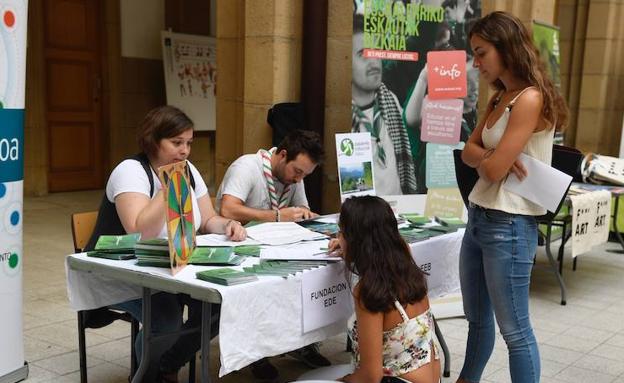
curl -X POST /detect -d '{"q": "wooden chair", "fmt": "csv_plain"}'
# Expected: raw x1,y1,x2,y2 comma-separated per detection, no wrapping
71,211,139,383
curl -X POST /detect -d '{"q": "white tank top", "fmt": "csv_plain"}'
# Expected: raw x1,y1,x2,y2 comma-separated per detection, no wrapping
468,87,555,216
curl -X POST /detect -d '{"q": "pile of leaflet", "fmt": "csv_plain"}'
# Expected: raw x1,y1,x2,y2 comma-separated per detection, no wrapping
87,233,140,260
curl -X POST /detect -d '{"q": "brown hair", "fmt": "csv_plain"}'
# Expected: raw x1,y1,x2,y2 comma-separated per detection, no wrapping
137,105,194,157
469,11,569,131
276,130,325,164
340,196,428,313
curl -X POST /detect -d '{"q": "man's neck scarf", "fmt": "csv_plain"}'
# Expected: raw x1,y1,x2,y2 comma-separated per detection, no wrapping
259,147,292,210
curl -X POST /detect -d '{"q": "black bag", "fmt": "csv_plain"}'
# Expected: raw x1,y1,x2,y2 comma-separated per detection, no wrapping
267,102,305,146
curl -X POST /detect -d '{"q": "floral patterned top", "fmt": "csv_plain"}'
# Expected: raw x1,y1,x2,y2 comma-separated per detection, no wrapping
347,300,439,377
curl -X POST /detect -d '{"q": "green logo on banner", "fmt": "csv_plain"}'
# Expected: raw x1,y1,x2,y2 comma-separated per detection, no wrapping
9,253,19,269
340,138,354,156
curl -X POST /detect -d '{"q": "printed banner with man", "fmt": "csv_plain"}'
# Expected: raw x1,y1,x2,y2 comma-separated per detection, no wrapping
351,0,481,196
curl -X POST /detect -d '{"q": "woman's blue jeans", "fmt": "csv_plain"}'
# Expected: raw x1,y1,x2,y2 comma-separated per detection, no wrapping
458,206,540,383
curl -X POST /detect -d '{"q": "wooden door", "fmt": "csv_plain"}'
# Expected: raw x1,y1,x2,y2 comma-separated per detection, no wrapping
44,0,104,191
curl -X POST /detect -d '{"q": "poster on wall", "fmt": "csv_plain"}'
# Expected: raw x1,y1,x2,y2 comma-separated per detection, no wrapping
162,31,216,131
351,0,481,196
0,0,28,381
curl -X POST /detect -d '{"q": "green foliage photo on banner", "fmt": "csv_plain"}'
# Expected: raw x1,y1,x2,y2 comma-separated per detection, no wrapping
531,20,561,88
351,0,481,195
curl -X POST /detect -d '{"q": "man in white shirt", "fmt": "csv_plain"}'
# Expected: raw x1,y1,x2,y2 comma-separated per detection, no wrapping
351,14,418,195
217,130,324,223
216,130,330,381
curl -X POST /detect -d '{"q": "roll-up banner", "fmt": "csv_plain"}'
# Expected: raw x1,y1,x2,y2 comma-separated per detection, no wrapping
0,0,28,381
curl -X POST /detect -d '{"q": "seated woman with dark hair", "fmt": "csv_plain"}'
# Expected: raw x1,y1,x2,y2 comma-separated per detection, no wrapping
86,105,246,383
315,196,441,383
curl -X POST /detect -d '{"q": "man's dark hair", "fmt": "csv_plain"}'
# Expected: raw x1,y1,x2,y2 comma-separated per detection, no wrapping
276,130,324,164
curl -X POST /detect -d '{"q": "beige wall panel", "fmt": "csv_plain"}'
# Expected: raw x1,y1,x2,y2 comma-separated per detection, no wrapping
218,39,244,100
272,38,302,101
586,2,616,39
216,99,240,162
244,38,275,104
245,0,276,37
325,38,351,106
576,109,605,152
327,0,353,38
578,75,609,109
242,103,272,153
275,0,303,38
217,0,243,38
532,0,555,23
583,40,611,75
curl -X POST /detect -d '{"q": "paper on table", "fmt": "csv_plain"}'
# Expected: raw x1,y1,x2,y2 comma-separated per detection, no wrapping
310,213,339,224
502,153,572,212
195,234,260,247
246,222,327,246
259,239,342,261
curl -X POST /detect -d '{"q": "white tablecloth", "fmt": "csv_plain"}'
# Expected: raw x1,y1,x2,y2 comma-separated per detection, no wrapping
65,229,463,376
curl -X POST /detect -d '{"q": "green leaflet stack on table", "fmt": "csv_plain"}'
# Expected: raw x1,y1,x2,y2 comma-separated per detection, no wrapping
87,233,140,260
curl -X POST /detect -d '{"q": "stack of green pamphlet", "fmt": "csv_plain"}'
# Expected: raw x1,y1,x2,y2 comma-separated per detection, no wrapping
188,247,245,265
434,216,466,228
400,213,430,226
399,228,431,244
196,268,258,285
234,245,261,257
135,238,170,267
87,233,140,260
243,260,327,277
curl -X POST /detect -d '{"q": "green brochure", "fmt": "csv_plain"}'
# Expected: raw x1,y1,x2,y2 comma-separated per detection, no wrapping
196,268,258,285
88,233,141,260
400,213,430,225
189,247,245,266
434,216,466,227
234,245,261,257
135,238,170,267
94,233,141,251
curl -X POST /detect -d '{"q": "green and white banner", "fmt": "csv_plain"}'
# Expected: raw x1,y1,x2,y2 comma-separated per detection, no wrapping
0,0,28,381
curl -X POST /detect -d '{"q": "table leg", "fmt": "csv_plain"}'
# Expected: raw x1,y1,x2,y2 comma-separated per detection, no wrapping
132,288,152,383
608,194,624,254
201,302,212,383
544,224,567,305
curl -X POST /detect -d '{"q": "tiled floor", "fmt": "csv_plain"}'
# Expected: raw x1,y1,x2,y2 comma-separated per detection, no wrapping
20,190,624,382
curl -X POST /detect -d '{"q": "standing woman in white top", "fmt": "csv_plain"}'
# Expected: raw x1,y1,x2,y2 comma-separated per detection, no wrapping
457,11,568,383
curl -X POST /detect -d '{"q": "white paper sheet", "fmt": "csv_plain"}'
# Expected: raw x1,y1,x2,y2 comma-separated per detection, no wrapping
246,222,327,245
195,233,260,247
259,239,342,261
502,153,572,212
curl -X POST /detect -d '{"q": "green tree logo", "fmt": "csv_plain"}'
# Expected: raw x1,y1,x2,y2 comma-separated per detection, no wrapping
340,138,354,156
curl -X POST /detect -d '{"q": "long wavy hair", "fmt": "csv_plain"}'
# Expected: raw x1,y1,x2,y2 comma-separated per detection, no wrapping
340,196,428,313
469,11,569,131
